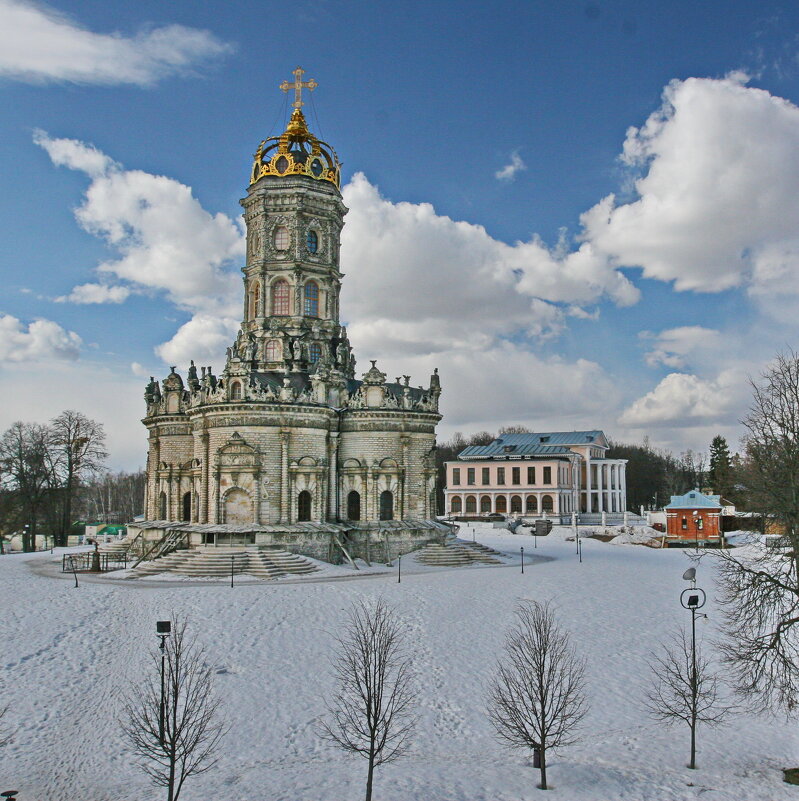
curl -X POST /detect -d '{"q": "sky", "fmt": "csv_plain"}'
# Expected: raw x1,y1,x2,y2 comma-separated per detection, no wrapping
3,0,799,471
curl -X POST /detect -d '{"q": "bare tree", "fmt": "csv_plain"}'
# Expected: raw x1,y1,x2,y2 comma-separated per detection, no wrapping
0,421,53,551
487,600,588,790
710,352,799,721
644,630,733,769
49,410,107,544
122,618,227,801
320,598,416,801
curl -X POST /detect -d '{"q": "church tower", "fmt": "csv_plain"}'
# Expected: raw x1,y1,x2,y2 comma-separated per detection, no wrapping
238,76,352,378
139,69,444,564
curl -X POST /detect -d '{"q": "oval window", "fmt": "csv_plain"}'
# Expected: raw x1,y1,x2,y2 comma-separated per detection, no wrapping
275,155,289,174
306,230,318,253
274,226,290,251
310,158,323,177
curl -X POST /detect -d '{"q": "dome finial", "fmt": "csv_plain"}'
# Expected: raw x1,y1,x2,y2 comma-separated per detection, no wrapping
279,66,318,109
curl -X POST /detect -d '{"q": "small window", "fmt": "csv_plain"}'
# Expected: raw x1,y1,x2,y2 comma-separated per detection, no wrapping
512,467,520,485
347,490,361,521
450,496,462,513
274,226,290,251
465,495,477,513
681,516,688,530
540,436,550,443
527,466,535,484
497,467,505,485
467,468,475,485
309,343,322,363
510,495,522,513
543,466,552,484
306,230,319,253
230,381,242,400
304,281,319,317
272,280,290,315
480,496,491,512
697,517,704,530
452,468,461,486
481,467,490,485
265,339,281,361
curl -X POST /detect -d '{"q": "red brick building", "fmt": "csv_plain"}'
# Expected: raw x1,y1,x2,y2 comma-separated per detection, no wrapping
664,490,722,545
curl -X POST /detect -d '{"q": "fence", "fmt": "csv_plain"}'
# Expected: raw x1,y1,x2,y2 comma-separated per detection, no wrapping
61,552,128,573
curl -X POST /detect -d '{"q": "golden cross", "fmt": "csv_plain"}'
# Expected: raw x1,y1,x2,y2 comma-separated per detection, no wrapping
280,66,318,109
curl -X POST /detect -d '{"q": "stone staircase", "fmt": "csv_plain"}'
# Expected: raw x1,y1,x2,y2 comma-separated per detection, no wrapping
130,546,318,580
415,539,503,567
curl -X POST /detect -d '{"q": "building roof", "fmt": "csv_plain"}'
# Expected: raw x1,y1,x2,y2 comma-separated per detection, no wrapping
458,430,606,460
664,490,722,510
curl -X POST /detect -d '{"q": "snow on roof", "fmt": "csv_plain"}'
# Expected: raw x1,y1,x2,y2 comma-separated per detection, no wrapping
458,430,606,459
664,490,722,510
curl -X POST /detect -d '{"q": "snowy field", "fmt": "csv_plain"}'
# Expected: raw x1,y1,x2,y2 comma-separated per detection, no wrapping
1,524,796,800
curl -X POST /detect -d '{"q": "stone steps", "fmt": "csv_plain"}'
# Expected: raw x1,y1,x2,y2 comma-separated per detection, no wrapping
131,546,318,579
415,542,501,567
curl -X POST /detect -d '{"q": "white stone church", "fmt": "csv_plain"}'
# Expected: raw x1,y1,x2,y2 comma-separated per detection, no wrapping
132,73,447,563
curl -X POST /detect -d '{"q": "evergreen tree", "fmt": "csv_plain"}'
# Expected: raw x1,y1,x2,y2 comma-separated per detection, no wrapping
708,435,732,498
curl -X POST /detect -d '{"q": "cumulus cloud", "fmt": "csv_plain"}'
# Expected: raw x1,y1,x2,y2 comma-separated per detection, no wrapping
35,132,244,315
340,173,638,350
581,74,799,305
495,150,527,182
155,314,239,369
641,326,721,369
55,283,131,304
619,368,747,428
0,313,81,363
0,0,231,86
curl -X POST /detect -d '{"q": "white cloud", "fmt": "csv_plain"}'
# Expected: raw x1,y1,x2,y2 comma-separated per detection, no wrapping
495,150,527,182
130,362,149,378
55,283,130,304
0,0,231,86
581,74,799,306
641,326,721,368
340,173,638,349
618,368,747,428
35,132,244,316
0,313,81,363
155,314,239,370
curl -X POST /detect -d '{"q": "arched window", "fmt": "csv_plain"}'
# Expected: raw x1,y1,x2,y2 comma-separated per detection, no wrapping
510,495,522,513
480,495,491,513
265,339,281,361
230,381,242,400
451,496,462,513
306,229,319,253
159,491,167,519
526,495,538,513
347,490,361,521
272,280,290,316
379,490,394,521
542,494,554,513
309,343,322,363
496,496,507,514
297,490,312,522
304,281,319,317
182,492,191,522
250,282,260,319
274,226,290,251
465,495,477,514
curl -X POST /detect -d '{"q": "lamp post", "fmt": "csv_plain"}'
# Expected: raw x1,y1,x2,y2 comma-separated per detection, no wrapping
156,620,171,746
680,568,707,769
398,553,402,584
520,546,524,573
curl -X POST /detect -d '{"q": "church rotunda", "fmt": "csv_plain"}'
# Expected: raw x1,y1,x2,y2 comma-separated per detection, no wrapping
133,70,446,564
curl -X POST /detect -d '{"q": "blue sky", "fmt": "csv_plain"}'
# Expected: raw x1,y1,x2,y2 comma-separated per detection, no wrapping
3,0,799,469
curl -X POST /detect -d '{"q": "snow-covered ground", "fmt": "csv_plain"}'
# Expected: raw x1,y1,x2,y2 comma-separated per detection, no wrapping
1,524,796,800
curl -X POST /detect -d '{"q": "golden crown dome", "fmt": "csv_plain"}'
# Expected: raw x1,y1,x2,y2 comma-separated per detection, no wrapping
250,108,341,188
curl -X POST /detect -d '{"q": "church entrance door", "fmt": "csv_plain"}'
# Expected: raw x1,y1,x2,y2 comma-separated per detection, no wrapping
298,490,312,522
347,490,361,521
182,492,191,522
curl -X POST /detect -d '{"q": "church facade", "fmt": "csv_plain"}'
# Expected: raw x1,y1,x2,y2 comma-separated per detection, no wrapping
135,73,445,563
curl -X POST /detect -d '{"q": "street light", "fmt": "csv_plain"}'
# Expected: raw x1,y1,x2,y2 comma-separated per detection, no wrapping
156,620,171,746
680,570,707,768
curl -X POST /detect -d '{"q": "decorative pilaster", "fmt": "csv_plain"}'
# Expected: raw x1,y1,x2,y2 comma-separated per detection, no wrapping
279,430,290,523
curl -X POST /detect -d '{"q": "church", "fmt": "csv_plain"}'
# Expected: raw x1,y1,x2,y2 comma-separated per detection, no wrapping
133,70,446,564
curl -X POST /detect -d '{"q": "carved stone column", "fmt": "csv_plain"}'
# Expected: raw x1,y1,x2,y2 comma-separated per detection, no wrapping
279,430,290,523
328,432,339,521
201,431,210,523
400,436,410,519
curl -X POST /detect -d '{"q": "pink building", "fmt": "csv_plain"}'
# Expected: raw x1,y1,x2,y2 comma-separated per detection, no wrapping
444,431,627,522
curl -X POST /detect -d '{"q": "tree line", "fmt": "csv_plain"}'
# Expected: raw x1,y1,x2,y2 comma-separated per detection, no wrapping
0,410,145,550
